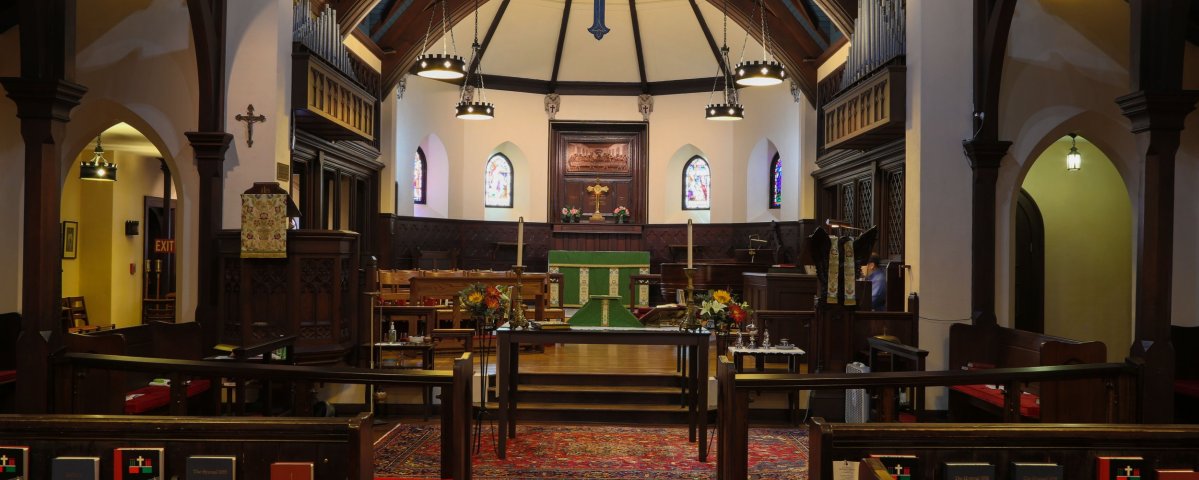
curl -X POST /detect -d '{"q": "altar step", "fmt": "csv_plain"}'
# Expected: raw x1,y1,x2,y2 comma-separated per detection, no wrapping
491,372,698,424
484,401,694,424
515,384,684,405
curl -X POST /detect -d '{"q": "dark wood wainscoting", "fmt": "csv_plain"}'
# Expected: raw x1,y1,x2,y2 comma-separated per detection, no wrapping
376,215,819,273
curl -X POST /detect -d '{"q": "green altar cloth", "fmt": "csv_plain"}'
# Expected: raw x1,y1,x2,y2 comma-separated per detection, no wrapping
548,250,651,307
568,295,643,328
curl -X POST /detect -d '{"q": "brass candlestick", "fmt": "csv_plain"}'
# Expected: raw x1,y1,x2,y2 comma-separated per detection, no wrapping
681,267,699,331
510,264,528,329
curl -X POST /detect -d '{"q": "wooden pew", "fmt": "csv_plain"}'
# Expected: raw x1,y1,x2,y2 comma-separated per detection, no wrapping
948,323,1107,422
716,356,1140,479
57,353,474,479
0,413,375,479
806,419,1199,480
1173,325,1199,422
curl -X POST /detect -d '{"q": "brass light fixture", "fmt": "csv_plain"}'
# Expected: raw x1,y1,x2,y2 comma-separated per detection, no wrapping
706,0,744,121
735,0,785,87
80,134,117,181
414,0,466,80
456,0,494,120
1066,133,1082,171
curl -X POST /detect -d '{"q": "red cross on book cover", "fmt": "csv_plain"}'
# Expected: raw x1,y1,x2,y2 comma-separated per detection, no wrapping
1096,456,1143,480
114,448,164,480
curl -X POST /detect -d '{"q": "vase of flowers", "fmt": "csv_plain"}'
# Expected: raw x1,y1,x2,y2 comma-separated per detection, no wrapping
458,283,511,330
697,289,753,334
613,206,630,224
561,206,581,223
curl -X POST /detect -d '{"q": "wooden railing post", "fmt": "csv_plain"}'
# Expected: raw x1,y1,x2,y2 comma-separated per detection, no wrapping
716,357,731,480
1002,380,1021,423
444,353,472,480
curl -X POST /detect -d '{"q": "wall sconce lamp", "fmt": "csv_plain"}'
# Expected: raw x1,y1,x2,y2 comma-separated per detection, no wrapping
1066,133,1082,171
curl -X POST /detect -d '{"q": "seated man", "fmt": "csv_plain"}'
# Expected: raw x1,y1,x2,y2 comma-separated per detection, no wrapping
862,255,886,311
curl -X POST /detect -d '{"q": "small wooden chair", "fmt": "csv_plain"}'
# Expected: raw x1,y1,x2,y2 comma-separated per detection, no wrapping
62,296,98,333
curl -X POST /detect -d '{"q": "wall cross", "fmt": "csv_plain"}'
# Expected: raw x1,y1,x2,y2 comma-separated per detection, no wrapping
586,178,609,221
235,104,267,148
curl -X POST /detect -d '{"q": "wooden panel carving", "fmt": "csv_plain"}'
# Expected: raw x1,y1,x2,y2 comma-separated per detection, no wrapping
549,122,647,224
217,230,359,364
823,65,905,151
292,50,377,142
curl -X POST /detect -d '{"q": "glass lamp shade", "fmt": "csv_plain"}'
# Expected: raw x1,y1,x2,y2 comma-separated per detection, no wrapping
734,60,786,87
1066,147,1082,171
705,103,744,121
415,53,466,79
455,101,495,120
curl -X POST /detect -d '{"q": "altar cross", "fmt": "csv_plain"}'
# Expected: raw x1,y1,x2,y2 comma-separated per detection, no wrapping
586,178,609,221
588,0,610,40
235,104,267,148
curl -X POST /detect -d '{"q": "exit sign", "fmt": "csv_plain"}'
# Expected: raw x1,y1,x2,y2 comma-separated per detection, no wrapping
154,239,175,254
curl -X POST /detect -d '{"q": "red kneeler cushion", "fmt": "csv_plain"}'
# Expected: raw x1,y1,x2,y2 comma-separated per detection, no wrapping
1176,380,1199,398
124,379,211,414
950,384,1041,418
0,369,15,384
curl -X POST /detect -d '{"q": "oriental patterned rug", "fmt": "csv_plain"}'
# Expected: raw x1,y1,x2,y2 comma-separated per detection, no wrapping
374,423,808,480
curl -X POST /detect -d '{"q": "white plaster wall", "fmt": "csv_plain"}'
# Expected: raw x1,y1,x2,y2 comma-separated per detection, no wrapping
906,0,976,408
392,76,800,225
223,0,294,226
743,139,780,222
798,95,819,219
736,85,802,223
54,0,200,323
379,85,398,214
0,26,23,314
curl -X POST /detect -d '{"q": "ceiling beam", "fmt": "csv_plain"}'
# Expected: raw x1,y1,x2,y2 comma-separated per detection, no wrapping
549,0,573,92
810,0,855,36
782,0,829,50
436,73,723,96
466,0,510,78
335,0,382,37
629,0,649,92
688,0,730,78
369,0,408,39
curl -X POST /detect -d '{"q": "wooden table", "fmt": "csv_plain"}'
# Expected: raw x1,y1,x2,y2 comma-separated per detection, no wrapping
496,326,711,461
727,345,806,423
374,341,435,418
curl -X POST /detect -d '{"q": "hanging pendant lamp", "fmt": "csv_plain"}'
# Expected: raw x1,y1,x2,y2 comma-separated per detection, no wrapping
735,0,785,87
456,0,494,120
706,1,743,121
414,0,466,79
80,134,117,181
1066,133,1082,171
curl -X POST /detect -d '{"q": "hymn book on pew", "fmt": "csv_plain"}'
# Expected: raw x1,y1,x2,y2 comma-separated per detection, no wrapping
51,456,99,480
0,446,28,480
186,455,236,480
943,462,995,479
113,447,163,480
868,454,917,480
1096,456,1144,480
270,462,314,480
1156,470,1199,480
1010,462,1063,480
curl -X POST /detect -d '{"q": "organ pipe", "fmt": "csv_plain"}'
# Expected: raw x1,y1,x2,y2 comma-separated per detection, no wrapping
293,0,360,83
838,0,905,92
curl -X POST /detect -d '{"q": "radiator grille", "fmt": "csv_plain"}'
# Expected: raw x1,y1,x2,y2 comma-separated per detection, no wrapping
845,361,870,423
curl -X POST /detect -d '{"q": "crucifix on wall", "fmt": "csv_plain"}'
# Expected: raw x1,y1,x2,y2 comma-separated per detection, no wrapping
586,178,609,221
235,104,267,148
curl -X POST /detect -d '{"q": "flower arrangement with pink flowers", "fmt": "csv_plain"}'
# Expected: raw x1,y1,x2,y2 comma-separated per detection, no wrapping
613,206,630,223
560,206,581,223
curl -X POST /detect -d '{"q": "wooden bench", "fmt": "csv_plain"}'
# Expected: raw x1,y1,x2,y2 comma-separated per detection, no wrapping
60,322,215,415
1173,325,1199,422
807,419,1199,480
947,323,1108,422
0,413,375,479
0,312,17,411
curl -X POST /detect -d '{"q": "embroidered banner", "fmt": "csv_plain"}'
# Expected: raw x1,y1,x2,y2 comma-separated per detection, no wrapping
827,237,841,304
842,236,856,306
240,193,288,258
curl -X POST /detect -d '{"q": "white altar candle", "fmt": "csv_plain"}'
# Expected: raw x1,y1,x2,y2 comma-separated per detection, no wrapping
687,219,693,268
516,217,524,267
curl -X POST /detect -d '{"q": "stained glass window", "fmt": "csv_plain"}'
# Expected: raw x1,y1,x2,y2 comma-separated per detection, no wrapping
682,156,711,210
484,153,513,208
413,148,426,205
769,153,782,209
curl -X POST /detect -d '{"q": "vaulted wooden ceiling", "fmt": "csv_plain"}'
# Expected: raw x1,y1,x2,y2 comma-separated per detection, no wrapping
346,0,848,103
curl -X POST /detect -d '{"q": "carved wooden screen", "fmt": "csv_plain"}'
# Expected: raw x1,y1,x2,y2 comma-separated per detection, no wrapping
548,122,648,223
813,140,904,260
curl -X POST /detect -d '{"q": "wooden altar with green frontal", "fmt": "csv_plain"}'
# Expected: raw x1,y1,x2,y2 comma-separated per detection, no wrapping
548,250,650,307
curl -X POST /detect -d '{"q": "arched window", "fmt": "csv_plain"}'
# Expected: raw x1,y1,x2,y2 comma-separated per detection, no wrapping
769,152,782,209
413,148,427,205
484,153,513,208
682,156,711,210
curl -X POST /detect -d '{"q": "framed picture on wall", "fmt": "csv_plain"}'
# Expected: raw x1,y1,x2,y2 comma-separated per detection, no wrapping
62,221,78,259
